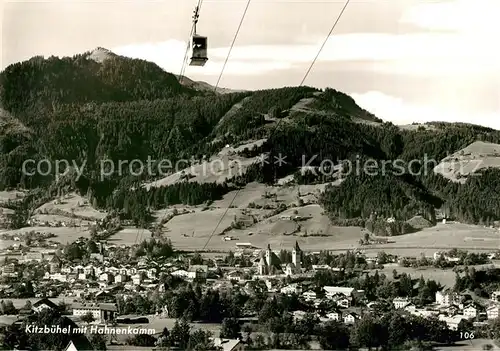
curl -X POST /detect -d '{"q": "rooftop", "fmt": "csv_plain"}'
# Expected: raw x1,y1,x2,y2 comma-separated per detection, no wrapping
72,303,117,312
324,286,355,295
212,338,242,351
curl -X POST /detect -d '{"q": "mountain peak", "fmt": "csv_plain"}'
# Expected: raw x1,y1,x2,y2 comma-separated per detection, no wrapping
87,47,116,63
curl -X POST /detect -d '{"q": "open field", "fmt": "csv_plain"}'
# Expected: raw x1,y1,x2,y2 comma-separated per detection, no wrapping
211,182,327,209
0,226,89,246
0,192,107,247
160,187,500,254
2,199,498,257
157,180,361,251
372,222,500,251
164,220,500,255
31,213,94,227
168,229,361,252
110,227,153,245
154,180,500,254
378,264,459,288
4,297,71,309
436,339,499,350
142,154,257,188
381,263,500,288
126,315,221,335
157,180,342,251
0,208,13,233
0,190,24,204
36,193,106,220
434,141,500,183
2,181,500,257
211,182,276,209
151,207,195,224
143,139,266,189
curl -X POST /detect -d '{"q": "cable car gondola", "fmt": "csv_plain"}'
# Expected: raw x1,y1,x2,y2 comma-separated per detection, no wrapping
190,34,208,66
189,6,208,66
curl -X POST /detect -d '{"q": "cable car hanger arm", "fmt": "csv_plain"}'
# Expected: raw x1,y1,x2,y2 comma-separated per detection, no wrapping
193,5,200,35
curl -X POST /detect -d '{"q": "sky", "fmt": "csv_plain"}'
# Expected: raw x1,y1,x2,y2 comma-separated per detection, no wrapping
1,0,499,129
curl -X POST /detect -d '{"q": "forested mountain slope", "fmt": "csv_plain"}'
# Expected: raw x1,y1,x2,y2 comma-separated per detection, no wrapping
1,49,500,229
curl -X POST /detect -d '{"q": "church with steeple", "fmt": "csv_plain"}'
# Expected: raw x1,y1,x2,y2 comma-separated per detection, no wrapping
286,241,302,275
257,241,303,276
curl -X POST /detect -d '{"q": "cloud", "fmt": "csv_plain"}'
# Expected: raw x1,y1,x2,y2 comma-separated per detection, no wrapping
114,12,499,78
114,32,499,77
113,40,188,76
210,32,498,71
110,0,498,127
400,0,500,34
113,39,293,77
351,91,500,130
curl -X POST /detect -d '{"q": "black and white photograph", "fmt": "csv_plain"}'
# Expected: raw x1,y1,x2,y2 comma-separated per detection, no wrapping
0,0,499,350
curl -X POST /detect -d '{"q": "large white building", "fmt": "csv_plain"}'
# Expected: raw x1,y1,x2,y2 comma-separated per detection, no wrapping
393,297,411,309
280,283,302,295
343,313,358,324
324,286,354,298
463,305,478,319
435,289,460,306
438,314,466,330
72,303,117,323
302,290,317,301
187,265,208,280
487,305,500,320
491,291,500,302
323,286,364,300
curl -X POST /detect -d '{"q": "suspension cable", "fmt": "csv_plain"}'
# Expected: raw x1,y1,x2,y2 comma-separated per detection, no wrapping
178,0,204,84
201,0,350,250
213,0,252,91
147,0,206,245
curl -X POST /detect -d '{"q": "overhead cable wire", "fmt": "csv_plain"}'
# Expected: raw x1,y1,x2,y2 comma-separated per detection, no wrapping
196,0,254,251
201,0,350,250
299,0,350,86
149,0,209,245
213,0,252,91
178,0,204,84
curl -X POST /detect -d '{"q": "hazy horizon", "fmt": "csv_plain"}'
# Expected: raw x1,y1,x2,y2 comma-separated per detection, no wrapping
1,0,499,129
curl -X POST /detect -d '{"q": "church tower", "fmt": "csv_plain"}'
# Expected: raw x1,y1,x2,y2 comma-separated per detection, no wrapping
292,241,301,271
258,255,267,275
265,244,272,266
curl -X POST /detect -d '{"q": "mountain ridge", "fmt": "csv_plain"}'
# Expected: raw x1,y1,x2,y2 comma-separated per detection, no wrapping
1,50,500,235
175,74,244,94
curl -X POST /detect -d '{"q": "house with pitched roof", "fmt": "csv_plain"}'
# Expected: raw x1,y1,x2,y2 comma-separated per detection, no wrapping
62,335,93,351
72,303,117,323
32,298,59,313
49,255,62,274
487,304,500,320
212,338,244,351
343,312,359,324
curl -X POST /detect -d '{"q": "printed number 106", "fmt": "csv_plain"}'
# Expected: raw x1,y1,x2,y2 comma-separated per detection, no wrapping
460,332,474,339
